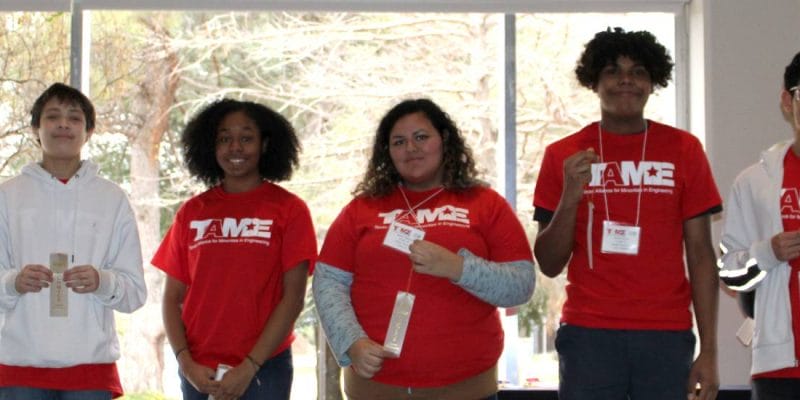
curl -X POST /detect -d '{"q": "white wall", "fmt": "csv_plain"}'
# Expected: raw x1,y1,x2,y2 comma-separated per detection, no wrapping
690,0,800,387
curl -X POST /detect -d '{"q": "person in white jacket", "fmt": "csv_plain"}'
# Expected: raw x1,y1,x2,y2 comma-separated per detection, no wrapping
718,51,800,399
0,83,147,399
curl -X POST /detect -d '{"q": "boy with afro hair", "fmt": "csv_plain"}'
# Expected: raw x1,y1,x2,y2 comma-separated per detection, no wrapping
533,28,721,400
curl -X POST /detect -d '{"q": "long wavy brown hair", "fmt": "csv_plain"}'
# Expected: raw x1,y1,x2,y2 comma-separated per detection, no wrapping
354,98,482,197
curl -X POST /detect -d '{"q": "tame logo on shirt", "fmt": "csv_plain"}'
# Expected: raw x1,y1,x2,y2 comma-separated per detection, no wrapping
378,205,470,226
781,188,800,216
189,218,273,241
588,161,675,188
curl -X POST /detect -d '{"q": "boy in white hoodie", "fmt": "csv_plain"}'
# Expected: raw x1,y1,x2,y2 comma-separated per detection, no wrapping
718,52,800,399
0,83,147,399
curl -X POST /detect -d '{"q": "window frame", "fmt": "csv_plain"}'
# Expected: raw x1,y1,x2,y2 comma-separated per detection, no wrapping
0,1,689,395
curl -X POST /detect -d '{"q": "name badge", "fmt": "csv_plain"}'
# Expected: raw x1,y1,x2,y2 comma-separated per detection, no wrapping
383,220,425,254
601,220,640,255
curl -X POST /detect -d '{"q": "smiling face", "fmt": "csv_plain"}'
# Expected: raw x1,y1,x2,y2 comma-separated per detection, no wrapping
215,110,265,192
35,99,91,163
388,111,445,191
595,56,653,123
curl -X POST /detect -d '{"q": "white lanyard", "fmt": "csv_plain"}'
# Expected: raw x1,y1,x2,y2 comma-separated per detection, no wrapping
398,184,444,227
596,120,648,226
391,184,444,293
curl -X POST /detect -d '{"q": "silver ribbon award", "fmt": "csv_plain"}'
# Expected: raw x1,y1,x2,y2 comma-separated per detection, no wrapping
49,252,69,317
383,291,415,357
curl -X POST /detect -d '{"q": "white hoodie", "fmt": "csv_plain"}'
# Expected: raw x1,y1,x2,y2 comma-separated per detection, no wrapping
0,160,146,367
718,140,798,375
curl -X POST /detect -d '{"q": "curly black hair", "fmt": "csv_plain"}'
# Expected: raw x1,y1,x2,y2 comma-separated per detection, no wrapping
785,51,800,92
354,98,482,197
575,27,673,90
181,98,300,187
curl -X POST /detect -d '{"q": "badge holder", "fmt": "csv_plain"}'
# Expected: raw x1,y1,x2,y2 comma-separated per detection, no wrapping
736,318,755,347
50,252,68,317
601,220,641,255
382,220,425,254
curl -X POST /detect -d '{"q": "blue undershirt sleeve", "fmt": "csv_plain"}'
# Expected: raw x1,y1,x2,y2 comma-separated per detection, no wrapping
312,261,367,367
454,248,535,307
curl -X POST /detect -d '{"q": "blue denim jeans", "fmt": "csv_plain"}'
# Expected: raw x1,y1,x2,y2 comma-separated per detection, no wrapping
556,324,695,400
0,387,111,400
752,378,800,400
180,348,293,400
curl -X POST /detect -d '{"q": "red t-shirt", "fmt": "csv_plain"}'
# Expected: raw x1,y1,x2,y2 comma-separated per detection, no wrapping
151,182,317,368
533,121,722,330
0,364,121,398
755,149,800,378
319,186,533,387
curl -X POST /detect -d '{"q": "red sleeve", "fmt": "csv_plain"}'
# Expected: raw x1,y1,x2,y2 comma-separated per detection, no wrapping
281,197,318,274
680,135,722,219
484,189,534,263
318,199,359,272
533,144,563,214
150,204,191,284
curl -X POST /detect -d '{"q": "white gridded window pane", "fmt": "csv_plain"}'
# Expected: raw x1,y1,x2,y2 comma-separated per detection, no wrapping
88,10,505,398
0,12,71,181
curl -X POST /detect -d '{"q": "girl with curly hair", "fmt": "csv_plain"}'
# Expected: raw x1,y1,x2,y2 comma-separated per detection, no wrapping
313,98,535,400
152,99,317,400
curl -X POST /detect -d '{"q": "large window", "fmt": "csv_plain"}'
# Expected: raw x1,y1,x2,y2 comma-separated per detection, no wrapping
85,11,508,398
0,5,681,398
0,12,71,179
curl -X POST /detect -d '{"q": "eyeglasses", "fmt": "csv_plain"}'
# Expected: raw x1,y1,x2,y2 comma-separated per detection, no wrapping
792,86,800,100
